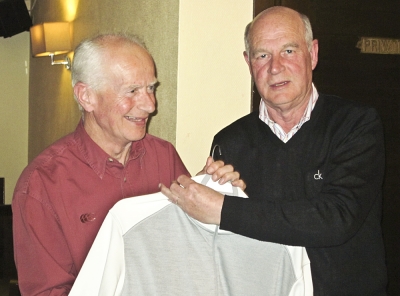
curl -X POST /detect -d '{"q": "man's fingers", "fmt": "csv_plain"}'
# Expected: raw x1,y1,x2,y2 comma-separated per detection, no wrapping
205,156,214,167
232,179,246,191
176,175,194,188
205,160,226,175
213,170,238,184
160,176,194,206
159,183,172,198
196,156,216,176
160,183,180,205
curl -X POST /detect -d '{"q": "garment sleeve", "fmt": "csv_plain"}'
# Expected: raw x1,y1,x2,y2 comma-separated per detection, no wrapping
219,108,385,248
69,212,125,296
12,178,75,296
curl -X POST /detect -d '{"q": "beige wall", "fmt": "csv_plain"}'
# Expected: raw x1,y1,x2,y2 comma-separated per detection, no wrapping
0,32,30,204
1,0,252,203
176,1,252,174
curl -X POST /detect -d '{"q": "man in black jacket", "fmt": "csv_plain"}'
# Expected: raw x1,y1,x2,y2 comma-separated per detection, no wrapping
161,6,387,295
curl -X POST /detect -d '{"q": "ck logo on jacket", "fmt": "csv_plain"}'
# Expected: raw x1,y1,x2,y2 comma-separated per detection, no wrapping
314,170,323,180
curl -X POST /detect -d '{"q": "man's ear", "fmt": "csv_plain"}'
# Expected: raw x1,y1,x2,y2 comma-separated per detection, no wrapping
243,51,250,66
310,39,319,70
243,51,253,75
74,82,95,112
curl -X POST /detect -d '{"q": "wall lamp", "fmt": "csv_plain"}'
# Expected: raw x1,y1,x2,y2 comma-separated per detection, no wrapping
30,22,72,70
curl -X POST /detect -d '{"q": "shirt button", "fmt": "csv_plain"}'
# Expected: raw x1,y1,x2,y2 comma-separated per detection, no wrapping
108,158,113,162
124,177,127,182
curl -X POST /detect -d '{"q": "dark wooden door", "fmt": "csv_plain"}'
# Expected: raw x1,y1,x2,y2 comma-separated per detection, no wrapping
252,1,400,295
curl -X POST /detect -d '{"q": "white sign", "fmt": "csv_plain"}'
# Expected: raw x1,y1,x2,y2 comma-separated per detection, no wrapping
356,37,400,55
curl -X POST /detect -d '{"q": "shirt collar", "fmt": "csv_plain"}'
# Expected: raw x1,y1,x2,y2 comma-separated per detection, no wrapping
259,83,318,123
258,84,319,142
74,120,110,179
73,120,145,179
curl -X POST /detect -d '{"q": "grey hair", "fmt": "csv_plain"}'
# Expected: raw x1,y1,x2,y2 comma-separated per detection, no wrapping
244,22,252,54
301,13,314,50
244,10,314,54
71,33,148,111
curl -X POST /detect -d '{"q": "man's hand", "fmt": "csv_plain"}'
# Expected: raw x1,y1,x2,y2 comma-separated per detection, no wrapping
197,156,246,191
159,156,246,225
160,175,224,225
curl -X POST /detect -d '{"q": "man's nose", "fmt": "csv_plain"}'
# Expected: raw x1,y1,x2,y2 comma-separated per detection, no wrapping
268,55,285,75
138,91,156,113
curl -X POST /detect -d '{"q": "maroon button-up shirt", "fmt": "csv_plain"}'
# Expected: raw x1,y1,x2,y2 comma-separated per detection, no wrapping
12,121,189,295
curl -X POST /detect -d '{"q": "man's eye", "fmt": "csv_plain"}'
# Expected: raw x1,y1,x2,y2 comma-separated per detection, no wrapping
130,89,136,93
285,49,293,54
148,85,155,93
260,54,267,58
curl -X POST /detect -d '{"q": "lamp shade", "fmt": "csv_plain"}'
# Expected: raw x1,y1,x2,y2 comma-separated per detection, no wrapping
30,22,71,57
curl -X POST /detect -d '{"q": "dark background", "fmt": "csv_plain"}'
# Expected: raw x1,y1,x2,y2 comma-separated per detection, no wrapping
0,0,31,38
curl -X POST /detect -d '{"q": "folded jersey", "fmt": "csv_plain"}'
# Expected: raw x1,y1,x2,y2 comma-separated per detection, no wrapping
70,174,313,296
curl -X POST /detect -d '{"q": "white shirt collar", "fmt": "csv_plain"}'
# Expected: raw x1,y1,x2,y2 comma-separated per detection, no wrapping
258,84,319,142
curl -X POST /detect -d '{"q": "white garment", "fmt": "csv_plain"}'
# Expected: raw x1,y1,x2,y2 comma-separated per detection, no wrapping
70,175,313,296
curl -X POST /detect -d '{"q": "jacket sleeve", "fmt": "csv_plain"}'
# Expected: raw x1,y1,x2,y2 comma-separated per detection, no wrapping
218,107,385,248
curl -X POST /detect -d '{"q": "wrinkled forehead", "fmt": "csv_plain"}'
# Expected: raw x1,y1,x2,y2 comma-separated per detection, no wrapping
102,41,152,63
103,43,154,72
96,44,156,91
250,9,305,44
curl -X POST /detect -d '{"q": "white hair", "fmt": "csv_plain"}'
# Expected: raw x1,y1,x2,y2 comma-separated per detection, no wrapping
244,9,314,54
71,33,148,111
